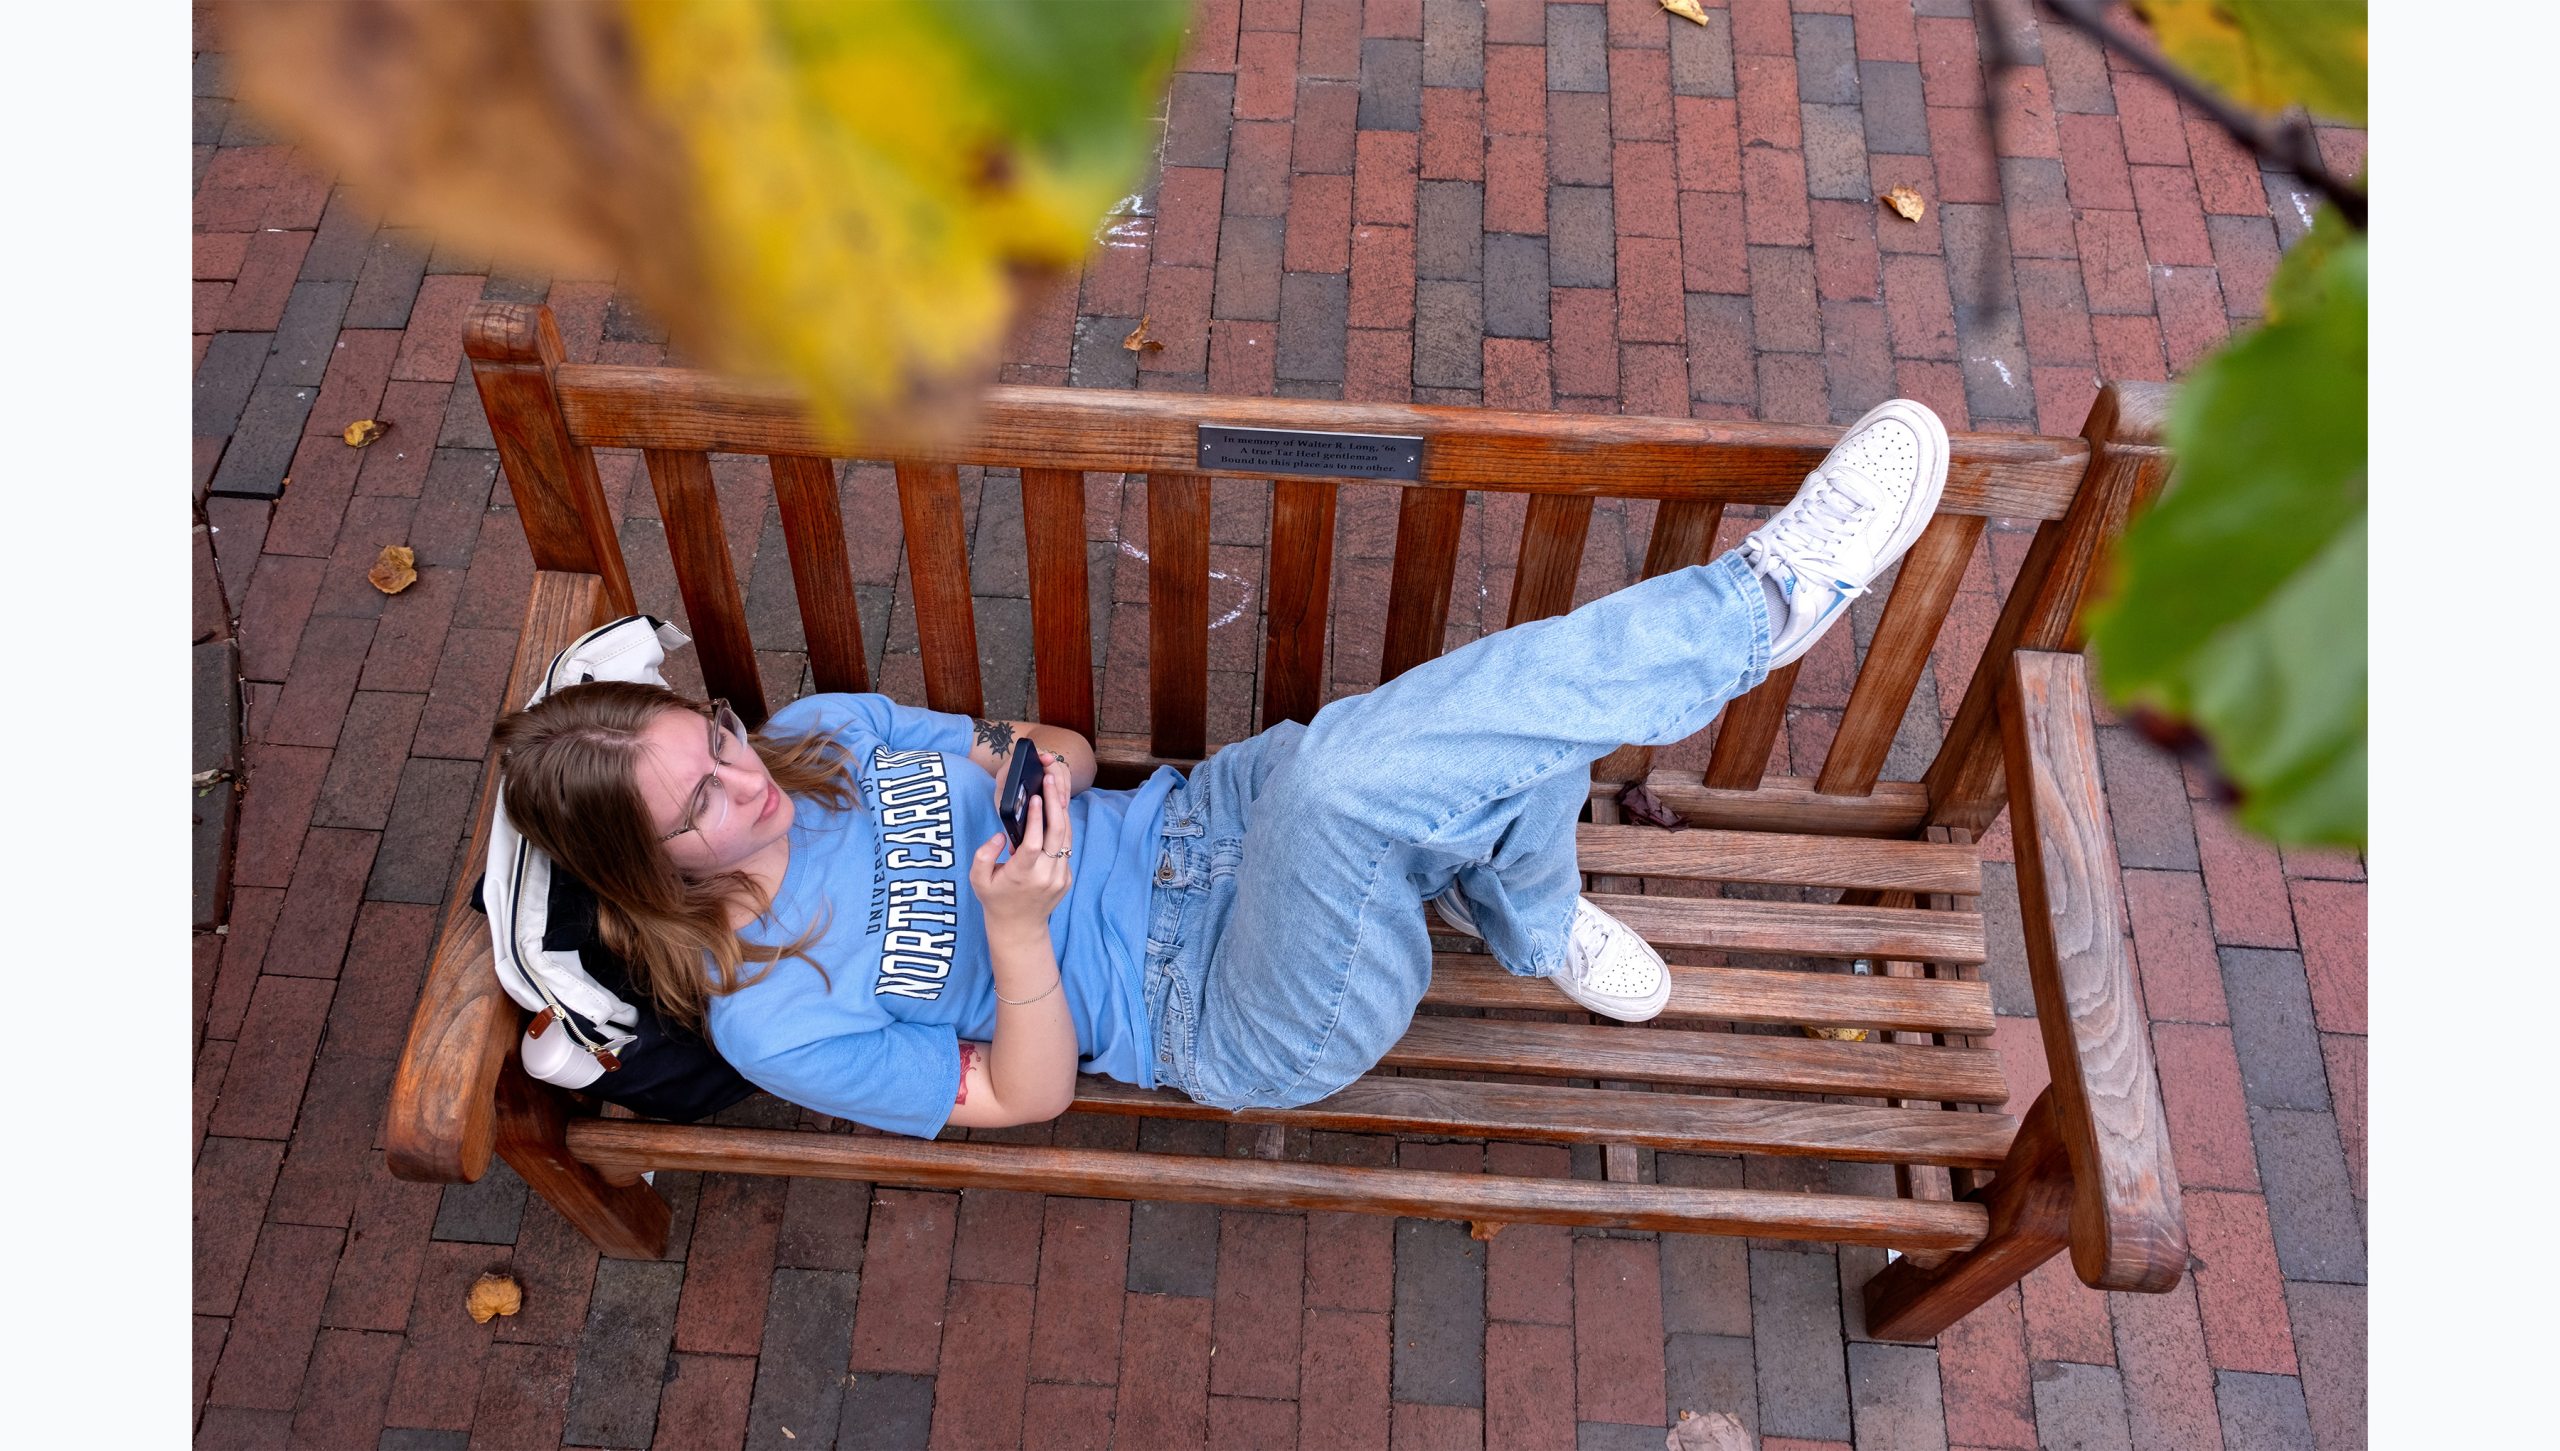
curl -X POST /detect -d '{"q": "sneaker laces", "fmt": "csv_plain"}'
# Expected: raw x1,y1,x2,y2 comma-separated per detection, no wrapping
1566,907,1652,995
1742,464,1885,585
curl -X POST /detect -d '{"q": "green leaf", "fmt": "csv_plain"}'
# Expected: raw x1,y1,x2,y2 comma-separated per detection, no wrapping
2083,217,2366,847
2133,0,2367,124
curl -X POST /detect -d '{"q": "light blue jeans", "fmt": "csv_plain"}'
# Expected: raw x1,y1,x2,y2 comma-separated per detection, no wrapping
1139,548,1775,1111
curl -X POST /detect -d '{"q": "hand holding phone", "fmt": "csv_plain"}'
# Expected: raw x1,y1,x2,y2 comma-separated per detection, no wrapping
997,738,1046,847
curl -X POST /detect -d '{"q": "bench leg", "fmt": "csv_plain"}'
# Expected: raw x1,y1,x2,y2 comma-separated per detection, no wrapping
1862,1091,2072,1342
494,1058,671,1259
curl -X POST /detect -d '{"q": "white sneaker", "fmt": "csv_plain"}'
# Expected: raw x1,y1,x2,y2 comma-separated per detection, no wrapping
1433,891,1672,1023
1741,399,1951,667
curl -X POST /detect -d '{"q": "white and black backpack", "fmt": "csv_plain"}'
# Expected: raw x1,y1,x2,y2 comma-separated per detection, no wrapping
470,613,758,1123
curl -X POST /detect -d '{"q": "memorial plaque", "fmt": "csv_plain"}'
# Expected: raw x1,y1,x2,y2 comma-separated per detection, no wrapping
1196,425,1425,482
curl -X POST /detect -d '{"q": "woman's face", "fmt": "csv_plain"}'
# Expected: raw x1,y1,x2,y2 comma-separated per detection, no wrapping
632,706,795,877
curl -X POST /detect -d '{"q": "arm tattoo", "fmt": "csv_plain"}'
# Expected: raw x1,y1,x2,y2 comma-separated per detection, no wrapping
954,1042,979,1105
972,718,1015,758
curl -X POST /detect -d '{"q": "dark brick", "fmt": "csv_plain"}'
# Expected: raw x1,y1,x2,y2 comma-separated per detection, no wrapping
1575,1420,1663,1450
1392,1217,1486,1407
835,1368,934,1449
2110,1279,2223,1451
1213,214,1287,321
2030,1361,2134,1450
1801,101,1874,202
2285,1281,2364,1451
1278,270,1352,382
951,1186,1046,1287
1685,292,1758,406
1749,1249,1851,1440
432,1156,529,1245
1414,279,1486,388
211,382,319,498
1669,5,1736,96
1844,1341,1949,1450
1822,298,1895,419
1361,37,1425,129
1422,0,1485,86
2219,947,2329,1111
211,1221,345,1410
1483,235,1553,338
602,291,669,344
268,1048,395,1227
1855,59,1929,155
1072,313,1143,390
1663,1333,1757,1440
409,626,517,759
365,755,482,905
563,1257,687,1447
1747,245,1820,353
1794,14,1860,103
2095,725,2199,869
2208,213,2282,320
1127,1198,1223,1297
1548,88,1614,186
1417,179,1486,280
2215,1371,2317,1451
195,1136,287,1316
343,229,431,330
262,279,355,388
1547,5,1609,92
2251,1107,2365,1284
1549,185,1617,286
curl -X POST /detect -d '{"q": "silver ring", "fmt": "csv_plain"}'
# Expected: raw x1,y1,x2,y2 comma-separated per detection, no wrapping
1046,847,1072,859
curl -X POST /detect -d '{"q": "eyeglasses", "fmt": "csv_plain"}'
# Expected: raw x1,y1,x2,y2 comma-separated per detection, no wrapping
657,701,753,843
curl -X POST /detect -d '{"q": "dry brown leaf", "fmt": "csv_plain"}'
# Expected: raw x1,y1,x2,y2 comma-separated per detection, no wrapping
343,417,388,448
1803,1025,1871,1043
1122,314,1165,353
1661,0,1711,26
368,544,419,595
1883,185,1927,222
466,1271,522,1324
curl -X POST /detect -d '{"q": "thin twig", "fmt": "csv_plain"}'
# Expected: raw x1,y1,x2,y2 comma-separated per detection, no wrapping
2037,0,2367,229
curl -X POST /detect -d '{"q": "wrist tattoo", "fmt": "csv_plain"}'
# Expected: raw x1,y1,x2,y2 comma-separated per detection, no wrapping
972,718,1015,757
954,1042,979,1105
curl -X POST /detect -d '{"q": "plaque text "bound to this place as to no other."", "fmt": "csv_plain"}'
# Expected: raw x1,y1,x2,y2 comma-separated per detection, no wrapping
1195,425,1425,482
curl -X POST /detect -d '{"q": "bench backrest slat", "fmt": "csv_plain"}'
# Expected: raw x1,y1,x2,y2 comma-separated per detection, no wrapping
1380,490,1467,683
1262,479,1338,728
1020,468,1097,738
1703,661,1798,790
1145,472,1212,760
770,453,871,696
1508,494,1595,628
643,447,769,726
1815,513,1987,797
893,462,986,718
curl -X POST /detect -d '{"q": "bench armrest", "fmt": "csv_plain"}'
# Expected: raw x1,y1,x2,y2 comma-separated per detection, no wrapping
383,570,606,1182
2000,650,2186,1291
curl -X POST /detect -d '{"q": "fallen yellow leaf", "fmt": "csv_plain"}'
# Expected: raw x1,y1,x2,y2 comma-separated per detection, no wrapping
466,1271,522,1324
1883,185,1927,222
369,544,419,595
1802,1025,1872,1043
1122,314,1165,353
1661,0,1711,26
343,417,388,448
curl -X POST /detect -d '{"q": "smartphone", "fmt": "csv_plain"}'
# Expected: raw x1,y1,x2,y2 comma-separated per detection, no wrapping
997,738,1045,848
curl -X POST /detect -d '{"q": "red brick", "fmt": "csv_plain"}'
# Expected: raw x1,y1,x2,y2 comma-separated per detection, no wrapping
2289,878,2365,1035
1305,1205,1394,1314
390,274,486,382
1741,146,1811,246
1809,199,1881,302
931,1280,1037,1450
2316,125,2365,181
1286,173,1355,274
1617,236,1687,342
1357,130,1420,226
261,825,377,978
1029,1197,1131,1384
1234,29,1299,117
218,227,315,332
210,1221,346,1410
384,1242,507,1430
1927,106,2001,204
1680,192,1748,294
2092,313,2167,383
1393,1403,1483,1449
1893,358,1970,430
1143,264,1217,373
1485,1320,1575,1451
1482,337,1553,411
1735,52,1801,148
1728,0,1794,56
2184,1190,2298,1374
851,1189,959,1373
2022,1250,2115,1367
651,1353,757,1451
1547,90,1613,186
1880,254,1958,360
1623,342,1689,417
2187,115,2268,215
196,230,251,280
1484,135,1548,233
1421,87,1485,180
2321,1032,2366,1200
2113,72,2190,165
304,328,405,443
467,1340,577,1450
1211,1210,1305,1398
2074,210,2153,315
2150,263,2232,373
1991,67,2061,159
206,143,298,190
1113,1293,1213,1448
1349,223,1417,329
268,1049,394,1228
1758,351,1829,425
1615,140,1681,240
1345,327,1415,402
2192,802,2296,948
2056,114,2136,211
1484,45,1546,136
1211,318,1279,395
1848,0,1917,58
353,381,447,496
1156,168,1227,267
1031,1383,1123,1451
1551,287,1619,398
1610,44,1674,140
230,738,332,890
1671,96,1740,195
1871,155,1945,255
195,1136,286,1316
1988,1011,2051,1116
284,1328,402,1450
1299,1308,1391,1448
673,1174,787,1354
1914,18,1983,108
195,278,233,333
1301,0,1361,74
2210,215,2280,320
1486,0,1544,46
2152,1022,2262,1191
1936,1283,2037,1448
1296,78,1362,172
209,973,335,1139
2124,868,2228,1023
2129,164,2214,266
1366,0,1419,37
264,165,332,231
2111,1280,2226,1451
1486,1217,1574,1326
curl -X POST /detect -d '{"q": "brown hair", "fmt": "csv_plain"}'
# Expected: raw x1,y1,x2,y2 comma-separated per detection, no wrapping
491,681,861,1033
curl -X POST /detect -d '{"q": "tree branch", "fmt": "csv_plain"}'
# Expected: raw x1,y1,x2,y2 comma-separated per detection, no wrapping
2036,0,2366,230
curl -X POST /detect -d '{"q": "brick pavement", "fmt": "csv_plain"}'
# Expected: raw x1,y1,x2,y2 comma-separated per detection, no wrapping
193,2,2367,1446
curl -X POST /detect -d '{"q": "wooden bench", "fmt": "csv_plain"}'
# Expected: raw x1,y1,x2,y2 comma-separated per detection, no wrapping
386,300,2186,1341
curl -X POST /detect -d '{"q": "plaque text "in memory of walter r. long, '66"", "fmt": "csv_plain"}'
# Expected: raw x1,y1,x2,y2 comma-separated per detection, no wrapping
1195,425,1426,482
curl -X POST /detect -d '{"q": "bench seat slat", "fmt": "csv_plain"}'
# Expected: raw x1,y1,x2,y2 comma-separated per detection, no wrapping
1580,890,1985,965
1420,954,1997,1035
1069,1076,2017,1167
1385,1016,2010,1103
566,1121,1993,1250
1570,823,1981,893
